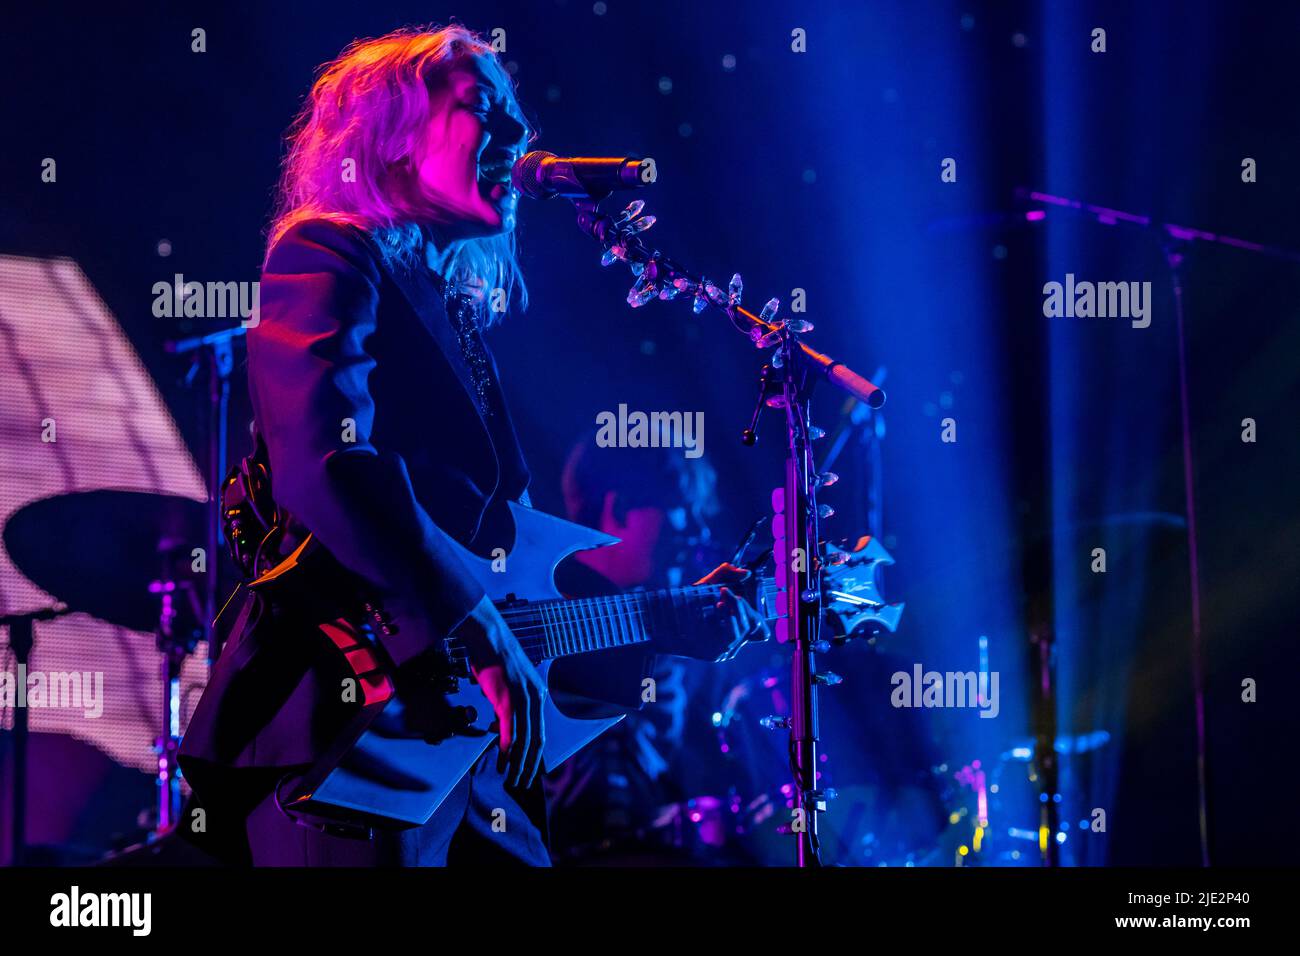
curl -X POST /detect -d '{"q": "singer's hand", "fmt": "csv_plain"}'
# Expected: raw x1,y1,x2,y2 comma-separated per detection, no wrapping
454,595,546,789
653,563,769,662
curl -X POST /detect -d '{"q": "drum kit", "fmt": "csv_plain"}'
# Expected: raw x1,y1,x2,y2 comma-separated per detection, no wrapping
3,482,1114,867
1,479,1122,870
645,666,1113,867
2,489,211,863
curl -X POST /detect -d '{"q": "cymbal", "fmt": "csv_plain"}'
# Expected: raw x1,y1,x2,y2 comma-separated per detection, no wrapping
4,490,208,633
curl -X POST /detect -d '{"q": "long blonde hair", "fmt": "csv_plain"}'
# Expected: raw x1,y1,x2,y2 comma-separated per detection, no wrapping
267,25,530,323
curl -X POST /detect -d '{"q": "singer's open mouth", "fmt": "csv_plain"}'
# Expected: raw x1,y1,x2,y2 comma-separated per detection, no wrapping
478,157,517,204
478,179,515,205
478,162,513,185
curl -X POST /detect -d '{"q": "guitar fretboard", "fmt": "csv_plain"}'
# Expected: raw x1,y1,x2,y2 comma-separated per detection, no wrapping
444,584,738,671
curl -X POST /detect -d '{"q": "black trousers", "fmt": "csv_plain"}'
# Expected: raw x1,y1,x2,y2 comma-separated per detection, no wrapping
246,749,552,866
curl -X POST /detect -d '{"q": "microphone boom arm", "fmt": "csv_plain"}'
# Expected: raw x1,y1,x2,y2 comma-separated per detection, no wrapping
569,197,885,408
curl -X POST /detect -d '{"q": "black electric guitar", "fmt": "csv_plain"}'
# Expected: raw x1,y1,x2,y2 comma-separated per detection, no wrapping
278,501,903,829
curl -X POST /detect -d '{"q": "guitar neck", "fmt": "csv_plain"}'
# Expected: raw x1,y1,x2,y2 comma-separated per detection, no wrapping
444,582,774,672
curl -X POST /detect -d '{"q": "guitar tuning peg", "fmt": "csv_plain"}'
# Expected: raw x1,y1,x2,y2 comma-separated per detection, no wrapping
816,503,835,519
759,715,790,730
813,671,842,686
815,471,839,488
808,426,826,440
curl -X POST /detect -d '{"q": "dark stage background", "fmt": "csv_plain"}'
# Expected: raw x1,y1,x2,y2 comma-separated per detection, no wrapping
1,0,1297,866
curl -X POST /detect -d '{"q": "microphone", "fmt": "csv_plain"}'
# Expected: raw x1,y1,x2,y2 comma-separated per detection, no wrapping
511,151,648,200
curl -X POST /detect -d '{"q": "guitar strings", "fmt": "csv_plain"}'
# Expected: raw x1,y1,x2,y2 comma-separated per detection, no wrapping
489,581,775,628
440,581,780,663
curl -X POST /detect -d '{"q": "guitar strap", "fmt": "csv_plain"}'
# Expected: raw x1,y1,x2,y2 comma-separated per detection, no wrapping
216,585,261,660
213,428,316,657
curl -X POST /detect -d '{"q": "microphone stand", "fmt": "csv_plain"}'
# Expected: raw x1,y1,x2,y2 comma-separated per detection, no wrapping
567,195,886,866
166,324,245,666
1009,188,1300,867
159,325,241,837
1,605,72,865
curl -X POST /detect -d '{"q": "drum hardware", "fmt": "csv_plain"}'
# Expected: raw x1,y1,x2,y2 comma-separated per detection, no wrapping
4,490,208,841
0,605,73,865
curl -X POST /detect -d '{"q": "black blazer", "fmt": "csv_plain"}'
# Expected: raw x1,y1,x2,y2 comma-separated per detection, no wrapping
180,220,648,808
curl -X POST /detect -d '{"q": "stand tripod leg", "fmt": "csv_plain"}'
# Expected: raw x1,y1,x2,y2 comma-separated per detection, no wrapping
7,619,33,866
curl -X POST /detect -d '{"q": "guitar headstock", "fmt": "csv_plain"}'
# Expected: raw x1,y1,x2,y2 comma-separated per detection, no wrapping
818,535,905,641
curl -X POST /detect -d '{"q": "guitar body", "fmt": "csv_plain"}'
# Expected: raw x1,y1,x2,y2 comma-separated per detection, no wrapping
279,504,905,831
290,502,627,829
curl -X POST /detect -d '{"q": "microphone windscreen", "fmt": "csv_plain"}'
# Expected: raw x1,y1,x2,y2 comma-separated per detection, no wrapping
512,151,555,199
